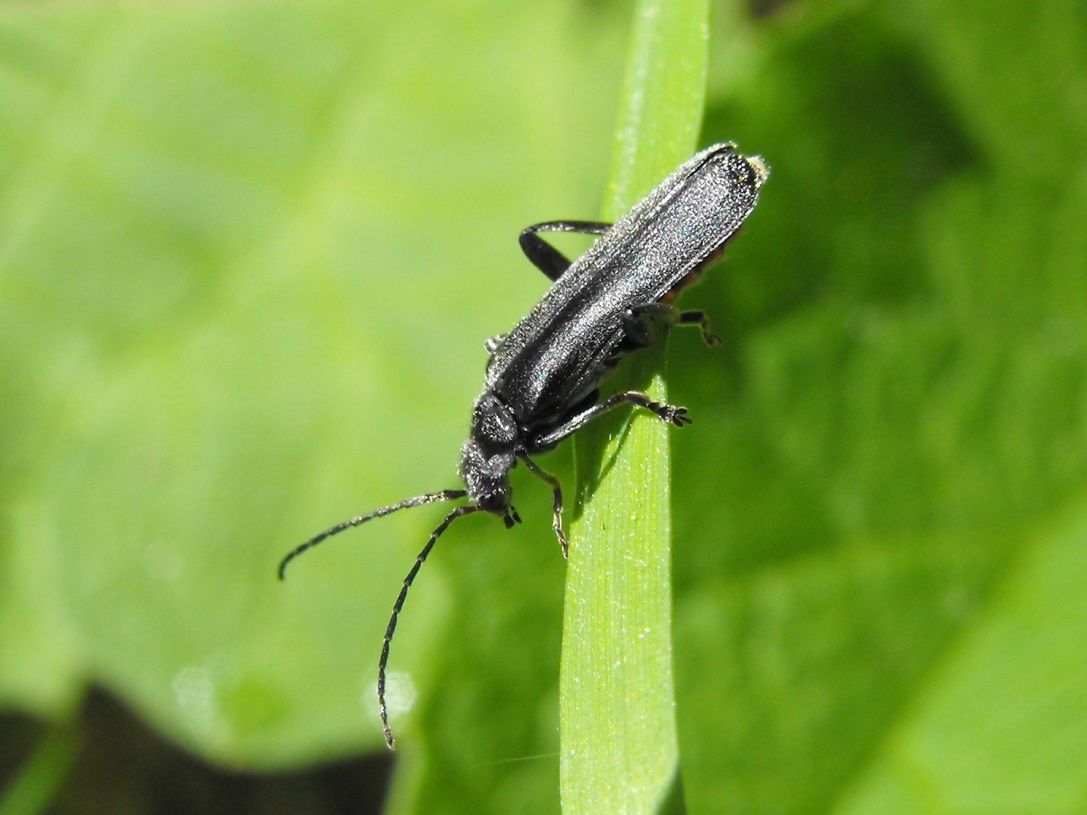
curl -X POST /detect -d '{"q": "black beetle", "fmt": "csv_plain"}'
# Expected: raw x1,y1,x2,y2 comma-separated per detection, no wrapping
279,143,768,747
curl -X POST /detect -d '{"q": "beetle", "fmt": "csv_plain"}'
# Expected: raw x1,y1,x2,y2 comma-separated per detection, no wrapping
279,143,768,748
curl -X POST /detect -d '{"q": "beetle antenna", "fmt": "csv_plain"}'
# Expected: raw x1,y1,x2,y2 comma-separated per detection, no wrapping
277,489,469,580
379,503,485,749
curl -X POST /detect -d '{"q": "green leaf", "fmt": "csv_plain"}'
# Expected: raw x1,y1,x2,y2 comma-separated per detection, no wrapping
837,502,1087,814
0,0,628,775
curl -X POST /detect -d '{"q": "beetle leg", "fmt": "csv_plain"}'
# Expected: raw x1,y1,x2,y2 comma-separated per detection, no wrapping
518,453,568,558
519,221,611,281
624,303,721,348
531,391,691,451
675,309,723,348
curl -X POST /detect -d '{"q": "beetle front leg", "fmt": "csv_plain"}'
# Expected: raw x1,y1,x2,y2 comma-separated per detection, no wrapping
531,391,691,450
518,453,569,558
519,221,611,282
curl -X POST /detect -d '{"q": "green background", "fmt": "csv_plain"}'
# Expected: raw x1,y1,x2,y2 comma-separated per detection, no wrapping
2,0,1086,813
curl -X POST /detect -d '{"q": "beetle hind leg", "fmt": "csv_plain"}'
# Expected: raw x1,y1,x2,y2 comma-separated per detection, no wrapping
519,221,612,282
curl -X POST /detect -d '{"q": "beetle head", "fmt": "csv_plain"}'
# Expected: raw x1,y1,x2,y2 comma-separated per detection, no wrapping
459,436,515,515
460,392,520,518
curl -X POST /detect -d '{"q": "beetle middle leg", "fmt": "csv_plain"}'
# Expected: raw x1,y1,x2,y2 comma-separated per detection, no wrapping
623,302,722,348
674,309,722,348
531,391,691,451
519,221,611,281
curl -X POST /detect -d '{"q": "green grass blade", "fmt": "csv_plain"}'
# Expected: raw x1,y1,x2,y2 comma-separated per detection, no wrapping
559,0,711,812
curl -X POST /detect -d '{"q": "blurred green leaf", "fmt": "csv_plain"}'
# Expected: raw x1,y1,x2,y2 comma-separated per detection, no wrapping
0,0,627,778
1,1,1085,814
